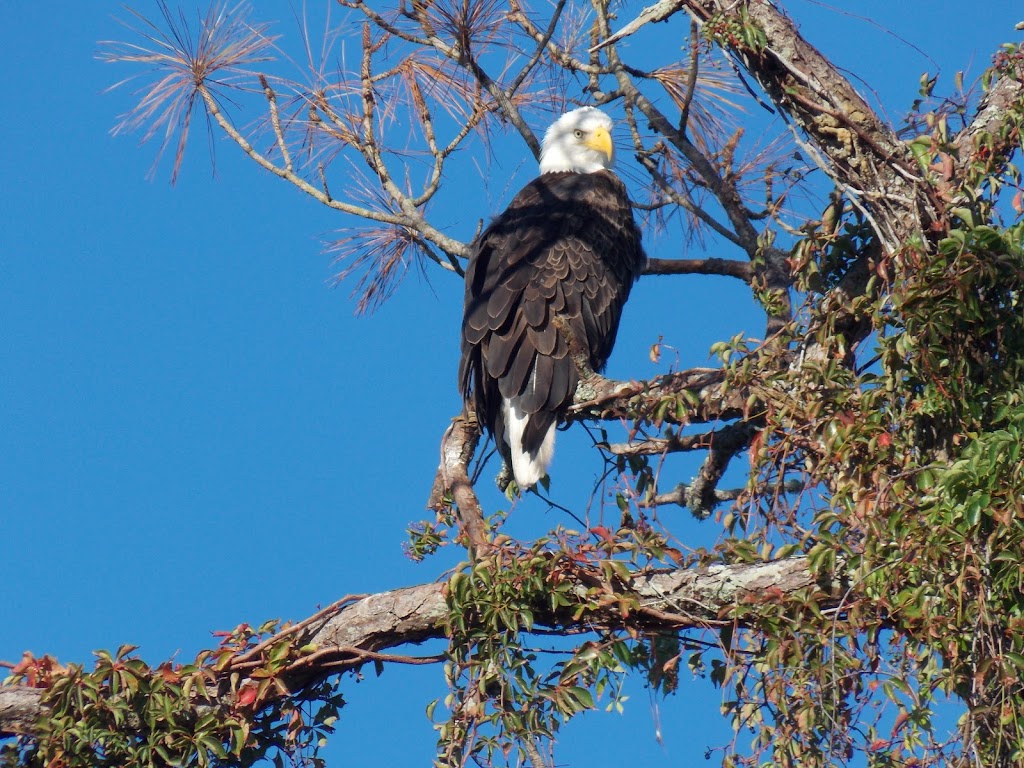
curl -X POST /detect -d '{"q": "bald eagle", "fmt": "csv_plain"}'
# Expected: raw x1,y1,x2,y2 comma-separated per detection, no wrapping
459,107,645,488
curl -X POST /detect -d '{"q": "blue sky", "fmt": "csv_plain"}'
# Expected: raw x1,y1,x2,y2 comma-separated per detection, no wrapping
1,1,1021,765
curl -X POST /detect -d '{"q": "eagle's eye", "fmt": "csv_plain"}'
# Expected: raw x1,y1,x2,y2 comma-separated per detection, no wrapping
573,129,584,139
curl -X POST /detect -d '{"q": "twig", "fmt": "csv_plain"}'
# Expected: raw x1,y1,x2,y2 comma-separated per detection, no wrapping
258,74,292,173
231,594,367,667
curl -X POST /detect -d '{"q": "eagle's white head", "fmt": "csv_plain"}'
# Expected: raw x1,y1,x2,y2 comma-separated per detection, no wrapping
539,107,614,174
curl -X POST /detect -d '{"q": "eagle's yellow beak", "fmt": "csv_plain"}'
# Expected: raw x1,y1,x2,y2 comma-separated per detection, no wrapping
585,125,614,165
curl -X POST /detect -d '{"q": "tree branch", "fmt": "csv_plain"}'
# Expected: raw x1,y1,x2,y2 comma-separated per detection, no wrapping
430,415,489,558
197,84,470,267
0,554,840,738
569,366,746,425
952,72,1024,179
644,257,752,281
684,421,761,518
644,477,804,510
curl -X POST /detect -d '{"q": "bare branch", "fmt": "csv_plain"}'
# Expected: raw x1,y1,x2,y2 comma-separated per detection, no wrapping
644,478,805,511
199,87,389,221
684,421,761,519
604,429,719,457
198,85,470,269
258,74,292,173
644,257,752,281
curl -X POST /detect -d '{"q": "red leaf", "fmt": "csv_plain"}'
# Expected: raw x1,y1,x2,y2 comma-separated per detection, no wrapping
663,547,685,565
891,710,909,735
236,683,258,709
157,663,181,684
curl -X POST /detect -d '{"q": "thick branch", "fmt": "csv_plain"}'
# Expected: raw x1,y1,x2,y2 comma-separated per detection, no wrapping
685,420,761,518
0,687,41,737
952,72,1024,176
0,554,839,738
430,415,489,557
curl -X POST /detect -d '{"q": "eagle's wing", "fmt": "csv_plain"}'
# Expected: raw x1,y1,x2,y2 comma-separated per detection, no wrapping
459,170,644,485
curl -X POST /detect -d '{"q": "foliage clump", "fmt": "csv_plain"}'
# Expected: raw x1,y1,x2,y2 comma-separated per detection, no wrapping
3,622,342,768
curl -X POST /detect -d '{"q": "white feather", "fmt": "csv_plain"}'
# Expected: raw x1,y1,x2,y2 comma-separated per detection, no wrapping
539,106,614,174
503,397,556,489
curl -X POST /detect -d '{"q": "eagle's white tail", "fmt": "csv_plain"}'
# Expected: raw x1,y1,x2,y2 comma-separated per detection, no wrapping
504,398,556,488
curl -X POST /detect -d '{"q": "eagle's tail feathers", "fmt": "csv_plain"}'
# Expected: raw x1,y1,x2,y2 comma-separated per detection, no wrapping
504,398,556,489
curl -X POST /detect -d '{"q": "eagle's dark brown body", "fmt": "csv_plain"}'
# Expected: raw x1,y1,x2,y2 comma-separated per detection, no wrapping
459,169,645,485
